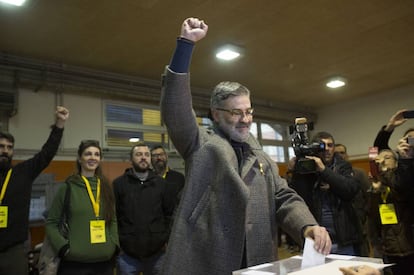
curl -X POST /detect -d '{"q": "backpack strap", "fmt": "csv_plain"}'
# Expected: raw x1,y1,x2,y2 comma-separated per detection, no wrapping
59,182,71,238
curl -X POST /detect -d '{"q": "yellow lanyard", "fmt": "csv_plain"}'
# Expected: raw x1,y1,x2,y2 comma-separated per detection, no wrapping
0,169,12,205
81,176,101,218
381,186,391,203
162,167,169,179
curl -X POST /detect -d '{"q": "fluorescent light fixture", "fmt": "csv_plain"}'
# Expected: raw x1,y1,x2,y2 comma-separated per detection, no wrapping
326,77,346,89
216,49,240,61
129,137,140,142
0,0,26,6
216,44,242,61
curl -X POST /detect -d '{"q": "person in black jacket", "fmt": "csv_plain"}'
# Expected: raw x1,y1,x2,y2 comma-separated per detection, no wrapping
335,144,371,257
370,109,414,275
0,106,69,275
290,131,362,256
113,142,175,275
150,145,185,208
395,132,414,194
367,149,414,275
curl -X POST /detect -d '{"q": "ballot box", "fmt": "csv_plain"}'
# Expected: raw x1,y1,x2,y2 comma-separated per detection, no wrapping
233,255,384,275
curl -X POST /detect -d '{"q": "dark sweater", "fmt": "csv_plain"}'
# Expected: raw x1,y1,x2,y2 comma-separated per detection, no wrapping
113,169,175,259
0,126,63,251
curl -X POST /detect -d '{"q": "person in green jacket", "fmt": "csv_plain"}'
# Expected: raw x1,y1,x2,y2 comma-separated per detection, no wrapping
46,140,119,275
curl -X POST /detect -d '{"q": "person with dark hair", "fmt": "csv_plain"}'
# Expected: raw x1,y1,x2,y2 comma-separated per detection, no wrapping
366,149,414,275
368,111,414,275
45,140,119,275
290,131,362,256
113,142,175,275
150,145,185,206
160,17,331,275
0,106,69,275
335,144,371,256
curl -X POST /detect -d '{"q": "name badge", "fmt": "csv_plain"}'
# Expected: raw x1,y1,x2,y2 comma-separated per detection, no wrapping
90,220,106,243
0,206,8,228
379,203,398,225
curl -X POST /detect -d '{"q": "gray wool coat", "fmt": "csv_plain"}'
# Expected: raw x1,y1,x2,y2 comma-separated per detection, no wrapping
160,68,318,275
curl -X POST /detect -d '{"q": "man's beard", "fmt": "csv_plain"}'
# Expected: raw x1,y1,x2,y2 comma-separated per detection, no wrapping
132,161,149,173
219,122,251,143
0,154,12,172
153,160,166,174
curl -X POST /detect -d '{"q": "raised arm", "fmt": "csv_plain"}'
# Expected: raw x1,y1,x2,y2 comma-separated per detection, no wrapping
55,106,69,129
168,18,208,74
374,109,407,150
180,17,208,42
383,109,407,132
161,18,209,158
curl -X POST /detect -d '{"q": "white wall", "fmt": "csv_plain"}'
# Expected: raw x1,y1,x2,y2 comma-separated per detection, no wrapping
62,93,103,150
314,84,414,159
9,89,103,152
9,89,57,149
7,84,414,161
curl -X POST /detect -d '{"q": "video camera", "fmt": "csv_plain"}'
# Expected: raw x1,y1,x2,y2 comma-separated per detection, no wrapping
289,117,325,174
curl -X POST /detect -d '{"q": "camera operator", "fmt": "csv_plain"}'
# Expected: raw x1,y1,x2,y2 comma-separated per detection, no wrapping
289,131,362,256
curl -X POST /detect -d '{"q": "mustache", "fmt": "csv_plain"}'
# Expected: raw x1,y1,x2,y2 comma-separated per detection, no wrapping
236,122,251,127
0,154,12,171
0,153,11,160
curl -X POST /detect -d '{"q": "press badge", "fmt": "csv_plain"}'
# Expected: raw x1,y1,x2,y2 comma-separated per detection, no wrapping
90,220,106,243
379,203,398,225
0,206,8,228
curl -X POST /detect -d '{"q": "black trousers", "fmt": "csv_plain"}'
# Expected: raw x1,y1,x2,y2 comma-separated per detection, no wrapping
0,243,28,275
58,259,114,275
384,253,414,275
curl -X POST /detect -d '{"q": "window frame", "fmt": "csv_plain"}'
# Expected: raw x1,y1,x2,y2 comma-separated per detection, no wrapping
102,100,170,149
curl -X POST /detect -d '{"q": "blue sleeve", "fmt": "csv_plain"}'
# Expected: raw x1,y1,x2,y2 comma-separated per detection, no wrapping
169,37,195,73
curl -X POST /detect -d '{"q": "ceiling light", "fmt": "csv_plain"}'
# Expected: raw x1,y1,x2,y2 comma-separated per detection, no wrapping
129,137,140,142
216,45,242,61
326,77,346,89
0,0,26,6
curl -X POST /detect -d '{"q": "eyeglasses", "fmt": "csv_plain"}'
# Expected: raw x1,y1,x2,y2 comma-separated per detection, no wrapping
151,153,166,159
215,107,254,117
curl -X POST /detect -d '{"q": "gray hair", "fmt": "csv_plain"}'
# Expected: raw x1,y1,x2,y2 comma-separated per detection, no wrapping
210,81,250,108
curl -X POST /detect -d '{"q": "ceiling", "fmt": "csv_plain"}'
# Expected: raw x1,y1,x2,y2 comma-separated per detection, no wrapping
1,0,414,110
